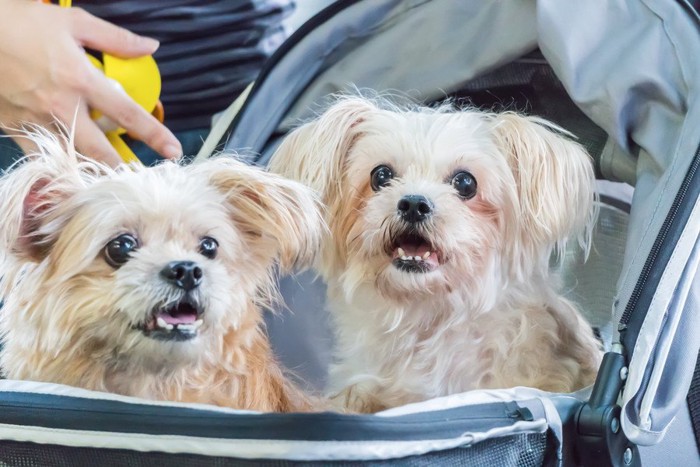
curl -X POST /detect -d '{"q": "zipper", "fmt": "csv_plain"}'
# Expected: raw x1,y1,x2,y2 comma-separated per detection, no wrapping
619,144,700,332
0,392,528,441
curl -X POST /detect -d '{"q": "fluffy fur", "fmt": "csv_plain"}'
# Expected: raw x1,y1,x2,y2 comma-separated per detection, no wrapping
270,96,604,413
0,128,324,412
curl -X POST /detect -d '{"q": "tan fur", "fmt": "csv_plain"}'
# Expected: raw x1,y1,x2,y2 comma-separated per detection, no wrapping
270,95,604,413
0,128,324,412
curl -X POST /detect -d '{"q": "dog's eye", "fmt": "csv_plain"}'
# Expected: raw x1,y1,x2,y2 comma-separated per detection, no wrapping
199,236,219,259
104,234,139,268
370,165,394,191
451,171,478,199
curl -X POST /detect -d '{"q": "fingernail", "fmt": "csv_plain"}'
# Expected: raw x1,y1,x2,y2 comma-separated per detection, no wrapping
141,36,160,53
163,144,182,159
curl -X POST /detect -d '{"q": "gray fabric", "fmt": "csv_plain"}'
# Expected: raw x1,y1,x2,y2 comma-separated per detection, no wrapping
536,0,700,345
639,403,700,467
622,206,700,443
538,0,700,446
277,0,538,134
266,272,332,391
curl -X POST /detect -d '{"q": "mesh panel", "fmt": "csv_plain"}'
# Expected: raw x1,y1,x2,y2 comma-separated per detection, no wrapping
558,199,629,347
0,432,546,467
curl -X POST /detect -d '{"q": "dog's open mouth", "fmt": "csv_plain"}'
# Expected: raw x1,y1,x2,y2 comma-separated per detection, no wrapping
390,232,441,273
139,296,204,342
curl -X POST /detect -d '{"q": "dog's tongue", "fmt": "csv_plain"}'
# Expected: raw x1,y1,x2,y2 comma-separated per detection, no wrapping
156,306,198,325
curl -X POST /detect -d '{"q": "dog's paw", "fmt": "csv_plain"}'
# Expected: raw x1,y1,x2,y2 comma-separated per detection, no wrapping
329,384,394,414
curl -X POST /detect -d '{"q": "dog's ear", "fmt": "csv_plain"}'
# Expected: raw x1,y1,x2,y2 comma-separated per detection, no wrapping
490,113,597,259
199,157,324,272
268,96,377,205
0,128,102,262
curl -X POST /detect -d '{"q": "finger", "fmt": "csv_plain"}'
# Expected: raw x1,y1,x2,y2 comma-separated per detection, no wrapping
72,109,122,167
69,8,159,58
86,73,182,160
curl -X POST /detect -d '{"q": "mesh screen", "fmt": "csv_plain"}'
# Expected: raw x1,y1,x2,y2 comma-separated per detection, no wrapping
0,432,546,467
558,200,629,347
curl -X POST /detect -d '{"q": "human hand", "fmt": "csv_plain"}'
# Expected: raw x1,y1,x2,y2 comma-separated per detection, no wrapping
0,0,182,165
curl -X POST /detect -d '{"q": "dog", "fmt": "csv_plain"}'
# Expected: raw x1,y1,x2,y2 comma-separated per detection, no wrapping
0,128,323,412
269,96,604,413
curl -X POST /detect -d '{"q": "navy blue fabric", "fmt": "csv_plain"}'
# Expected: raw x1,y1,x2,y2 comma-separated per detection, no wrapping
0,391,531,442
122,128,209,166
0,129,208,171
0,135,23,172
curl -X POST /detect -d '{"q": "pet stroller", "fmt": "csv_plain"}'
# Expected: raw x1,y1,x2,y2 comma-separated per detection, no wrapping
0,1,699,465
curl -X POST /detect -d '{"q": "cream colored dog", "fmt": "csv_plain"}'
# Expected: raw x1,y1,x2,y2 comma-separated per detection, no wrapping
0,129,323,412
270,96,603,413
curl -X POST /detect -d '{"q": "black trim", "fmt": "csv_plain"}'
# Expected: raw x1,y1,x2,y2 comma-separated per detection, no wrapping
619,145,700,354
215,0,360,152
0,392,529,442
598,194,631,215
688,350,700,455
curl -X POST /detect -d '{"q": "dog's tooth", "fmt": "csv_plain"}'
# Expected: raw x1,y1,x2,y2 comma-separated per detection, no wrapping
193,319,203,329
414,256,421,261
177,324,195,331
401,255,408,261
423,251,431,259
156,317,168,329
165,323,174,331
397,247,406,257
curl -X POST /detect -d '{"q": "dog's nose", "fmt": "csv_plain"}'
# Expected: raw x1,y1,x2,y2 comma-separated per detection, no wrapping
160,261,203,291
397,195,433,223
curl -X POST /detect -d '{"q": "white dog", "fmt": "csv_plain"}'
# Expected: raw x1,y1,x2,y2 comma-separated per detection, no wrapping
0,129,324,412
270,96,603,412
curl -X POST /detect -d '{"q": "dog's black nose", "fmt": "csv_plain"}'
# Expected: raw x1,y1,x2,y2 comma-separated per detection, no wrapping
397,195,433,223
160,261,203,291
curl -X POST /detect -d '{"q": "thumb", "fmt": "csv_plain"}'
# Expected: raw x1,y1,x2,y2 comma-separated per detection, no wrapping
69,8,159,58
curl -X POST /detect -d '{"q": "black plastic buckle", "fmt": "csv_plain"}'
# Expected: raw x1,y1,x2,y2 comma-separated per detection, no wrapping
575,348,640,466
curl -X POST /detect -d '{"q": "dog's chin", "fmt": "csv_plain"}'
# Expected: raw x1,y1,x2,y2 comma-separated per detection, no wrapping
133,295,205,343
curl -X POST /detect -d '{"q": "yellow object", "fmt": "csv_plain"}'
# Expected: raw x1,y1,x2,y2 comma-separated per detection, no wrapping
47,0,164,164
86,53,163,164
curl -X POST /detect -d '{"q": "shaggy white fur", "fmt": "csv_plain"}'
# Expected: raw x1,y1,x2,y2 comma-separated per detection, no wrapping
0,128,324,412
270,95,603,413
